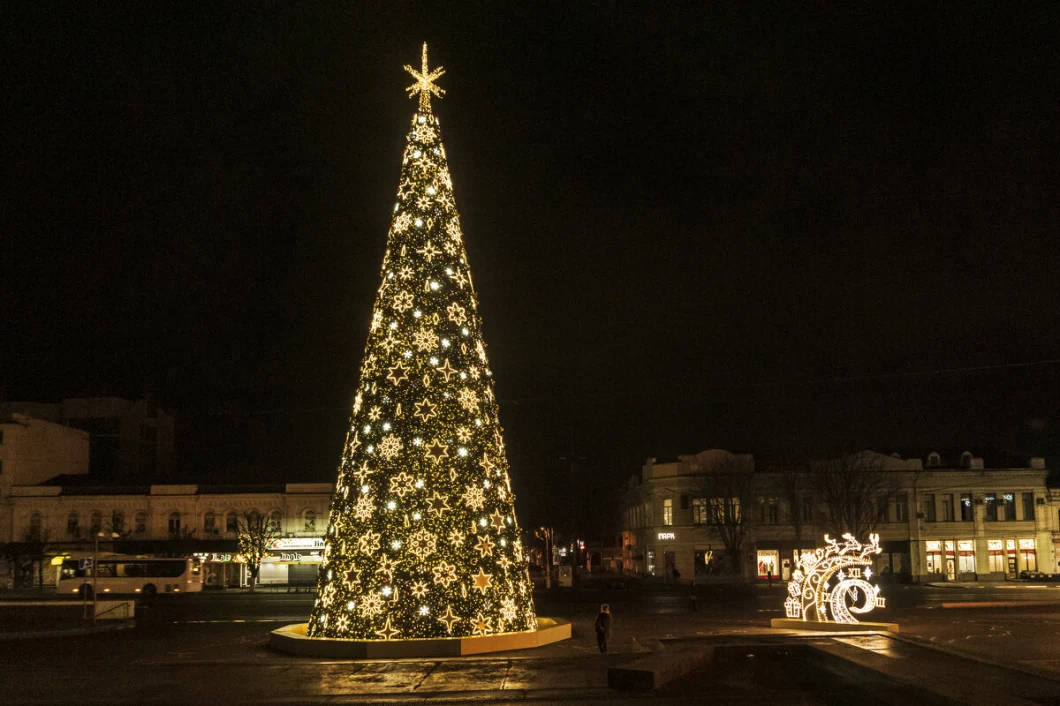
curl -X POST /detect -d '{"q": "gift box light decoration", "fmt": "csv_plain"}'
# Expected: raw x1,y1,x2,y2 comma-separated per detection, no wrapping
784,533,886,624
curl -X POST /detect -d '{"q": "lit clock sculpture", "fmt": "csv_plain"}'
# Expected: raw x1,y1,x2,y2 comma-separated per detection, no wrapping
784,533,886,624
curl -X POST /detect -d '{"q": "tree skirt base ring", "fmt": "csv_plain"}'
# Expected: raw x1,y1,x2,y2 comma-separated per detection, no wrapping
270,617,571,658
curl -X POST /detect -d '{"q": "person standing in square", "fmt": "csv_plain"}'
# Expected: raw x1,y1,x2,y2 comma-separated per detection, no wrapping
594,603,612,653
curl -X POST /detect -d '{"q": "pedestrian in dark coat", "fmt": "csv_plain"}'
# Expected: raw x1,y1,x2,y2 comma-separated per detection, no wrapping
594,603,612,653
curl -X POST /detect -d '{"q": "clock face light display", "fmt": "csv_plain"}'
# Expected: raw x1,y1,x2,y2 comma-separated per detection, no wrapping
308,44,537,640
784,533,886,624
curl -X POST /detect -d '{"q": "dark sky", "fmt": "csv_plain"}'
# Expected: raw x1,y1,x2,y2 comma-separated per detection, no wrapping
4,3,1059,532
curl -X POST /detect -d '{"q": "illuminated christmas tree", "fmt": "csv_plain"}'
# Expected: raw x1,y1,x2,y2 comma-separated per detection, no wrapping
308,44,537,640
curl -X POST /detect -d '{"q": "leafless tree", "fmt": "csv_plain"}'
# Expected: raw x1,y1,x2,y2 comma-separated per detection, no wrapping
690,453,755,576
811,452,898,539
776,464,811,557
237,511,279,592
19,527,54,591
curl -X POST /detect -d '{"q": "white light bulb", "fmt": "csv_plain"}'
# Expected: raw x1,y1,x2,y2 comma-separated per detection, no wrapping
363,424,371,433
391,540,401,550
419,606,429,615
479,518,487,527
446,267,453,275
441,339,450,347
429,357,439,365
475,419,483,426
413,310,422,318
461,327,469,335
458,447,468,457
413,150,421,158
403,350,412,359
327,570,333,580
348,601,355,611
430,281,439,291
382,586,392,596
459,372,467,379
414,218,423,227
389,321,398,330
413,512,422,521
484,480,491,488
393,203,399,212
387,271,395,279
427,186,436,195
413,437,422,446
415,479,424,488
382,422,391,431
366,445,374,453
501,539,507,547
361,485,369,493
387,501,396,510
418,115,426,124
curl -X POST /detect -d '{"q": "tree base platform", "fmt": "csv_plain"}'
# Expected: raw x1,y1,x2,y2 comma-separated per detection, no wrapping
269,617,571,658
770,618,900,633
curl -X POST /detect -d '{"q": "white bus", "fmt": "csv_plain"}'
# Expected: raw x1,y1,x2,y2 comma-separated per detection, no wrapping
58,556,204,598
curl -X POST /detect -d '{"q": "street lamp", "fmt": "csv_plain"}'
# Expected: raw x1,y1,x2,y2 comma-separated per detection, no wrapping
92,531,120,625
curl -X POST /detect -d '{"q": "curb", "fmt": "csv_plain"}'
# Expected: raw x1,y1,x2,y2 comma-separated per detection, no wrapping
940,600,1060,609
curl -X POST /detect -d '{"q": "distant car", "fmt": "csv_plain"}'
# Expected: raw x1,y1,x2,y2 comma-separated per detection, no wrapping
1018,570,1057,582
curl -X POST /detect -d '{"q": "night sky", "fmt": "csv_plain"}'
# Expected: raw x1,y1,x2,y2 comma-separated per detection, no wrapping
4,4,1058,532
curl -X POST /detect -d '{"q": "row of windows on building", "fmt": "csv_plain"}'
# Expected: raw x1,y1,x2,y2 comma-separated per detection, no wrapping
28,508,319,539
627,492,1040,529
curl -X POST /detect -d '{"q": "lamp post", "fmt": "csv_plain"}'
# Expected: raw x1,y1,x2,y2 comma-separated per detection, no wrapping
92,531,119,624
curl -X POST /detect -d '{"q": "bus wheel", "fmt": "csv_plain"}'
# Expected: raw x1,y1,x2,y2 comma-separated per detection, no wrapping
142,583,157,598
79,584,93,599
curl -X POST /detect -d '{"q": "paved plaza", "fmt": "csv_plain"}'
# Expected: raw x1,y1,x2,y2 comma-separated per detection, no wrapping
3,585,1060,704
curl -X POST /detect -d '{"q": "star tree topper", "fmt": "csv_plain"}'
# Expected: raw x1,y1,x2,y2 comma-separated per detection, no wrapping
405,42,446,113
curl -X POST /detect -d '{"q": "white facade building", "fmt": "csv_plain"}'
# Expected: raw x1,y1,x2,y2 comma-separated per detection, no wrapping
620,450,1057,584
3,481,333,588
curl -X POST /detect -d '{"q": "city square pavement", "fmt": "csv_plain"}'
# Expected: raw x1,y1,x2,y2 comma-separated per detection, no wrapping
3,584,1060,704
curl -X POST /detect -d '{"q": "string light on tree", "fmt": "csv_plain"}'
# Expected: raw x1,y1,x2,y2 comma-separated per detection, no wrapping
309,44,537,639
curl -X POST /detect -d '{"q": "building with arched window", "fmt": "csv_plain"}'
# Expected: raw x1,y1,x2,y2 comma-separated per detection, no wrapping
2,481,333,588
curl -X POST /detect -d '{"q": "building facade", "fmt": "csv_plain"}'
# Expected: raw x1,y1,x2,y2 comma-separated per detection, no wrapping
619,449,1058,583
0,398,176,479
0,414,90,543
2,481,333,589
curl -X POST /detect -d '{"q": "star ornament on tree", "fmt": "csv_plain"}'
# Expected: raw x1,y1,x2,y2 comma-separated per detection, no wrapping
472,568,493,594
405,42,446,113
374,615,401,641
438,605,461,633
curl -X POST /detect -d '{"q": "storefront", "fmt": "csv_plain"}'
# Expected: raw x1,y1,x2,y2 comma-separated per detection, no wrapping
986,538,1037,577
925,540,976,580
756,549,779,580
260,537,324,586
195,552,246,588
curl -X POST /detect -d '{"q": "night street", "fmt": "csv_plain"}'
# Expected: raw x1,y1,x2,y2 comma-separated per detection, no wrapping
4,585,1060,704
4,4,1058,705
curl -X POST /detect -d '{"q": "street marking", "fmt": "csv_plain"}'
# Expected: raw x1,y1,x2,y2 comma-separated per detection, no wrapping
173,619,294,624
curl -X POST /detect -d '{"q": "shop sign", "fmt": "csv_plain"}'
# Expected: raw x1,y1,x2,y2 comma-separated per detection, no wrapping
657,532,676,540
1019,538,1035,550
195,552,238,563
269,537,324,550
280,552,302,562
